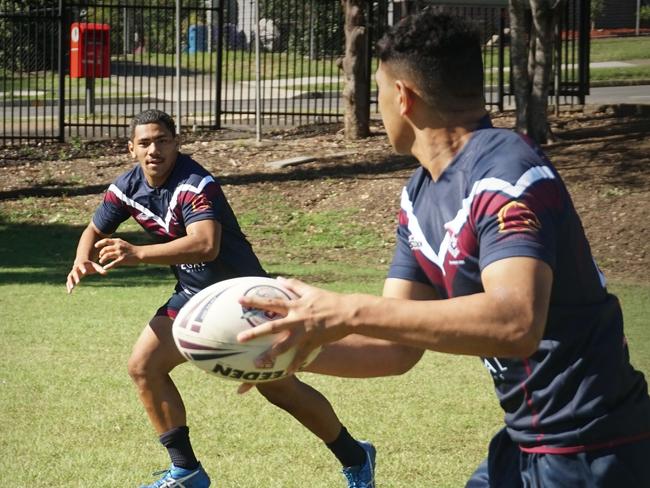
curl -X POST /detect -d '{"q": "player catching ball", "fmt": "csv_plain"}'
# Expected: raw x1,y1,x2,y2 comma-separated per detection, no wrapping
238,11,650,487
66,109,376,488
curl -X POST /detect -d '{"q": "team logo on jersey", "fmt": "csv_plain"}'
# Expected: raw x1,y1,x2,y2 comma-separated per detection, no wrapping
191,194,212,213
497,201,541,234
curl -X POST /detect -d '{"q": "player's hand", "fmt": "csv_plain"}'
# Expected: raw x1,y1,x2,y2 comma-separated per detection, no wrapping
66,260,107,294
237,277,354,375
237,383,256,395
95,237,141,270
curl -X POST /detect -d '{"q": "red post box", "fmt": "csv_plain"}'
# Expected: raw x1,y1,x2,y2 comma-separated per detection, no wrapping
70,23,111,78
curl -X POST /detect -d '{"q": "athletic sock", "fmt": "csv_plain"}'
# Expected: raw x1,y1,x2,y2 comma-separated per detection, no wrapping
159,425,199,470
325,426,367,468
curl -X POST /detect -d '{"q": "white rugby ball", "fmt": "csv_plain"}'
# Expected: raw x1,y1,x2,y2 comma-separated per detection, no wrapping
172,276,320,383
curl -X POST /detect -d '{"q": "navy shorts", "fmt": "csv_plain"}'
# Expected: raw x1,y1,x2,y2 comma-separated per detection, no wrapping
465,428,650,488
154,287,194,320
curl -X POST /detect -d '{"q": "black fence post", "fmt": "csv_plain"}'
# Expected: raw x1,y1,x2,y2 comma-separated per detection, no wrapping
579,0,590,101
57,0,65,142
215,0,223,130
366,0,373,120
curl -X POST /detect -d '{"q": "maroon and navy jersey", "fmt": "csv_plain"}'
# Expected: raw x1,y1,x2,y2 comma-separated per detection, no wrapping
388,119,650,450
93,154,265,293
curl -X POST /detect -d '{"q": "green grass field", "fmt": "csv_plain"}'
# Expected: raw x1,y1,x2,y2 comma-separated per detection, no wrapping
590,36,650,62
0,207,649,487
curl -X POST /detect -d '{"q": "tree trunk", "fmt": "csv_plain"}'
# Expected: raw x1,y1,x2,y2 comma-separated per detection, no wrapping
528,0,560,144
509,0,531,134
341,0,370,139
508,0,561,144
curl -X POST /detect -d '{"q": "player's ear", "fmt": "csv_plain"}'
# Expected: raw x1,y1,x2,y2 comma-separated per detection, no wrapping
395,80,414,117
127,139,136,159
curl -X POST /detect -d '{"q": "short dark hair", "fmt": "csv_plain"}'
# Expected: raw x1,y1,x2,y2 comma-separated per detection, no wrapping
376,10,484,111
129,109,177,139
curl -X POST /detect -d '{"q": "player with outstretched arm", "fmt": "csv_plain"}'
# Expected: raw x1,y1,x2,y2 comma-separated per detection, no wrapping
66,109,376,488
237,11,650,487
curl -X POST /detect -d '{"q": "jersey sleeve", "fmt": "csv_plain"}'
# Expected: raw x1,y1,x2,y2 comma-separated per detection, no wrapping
178,176,219,227
471,166,562,272
387,210,430,284
92,184,131,234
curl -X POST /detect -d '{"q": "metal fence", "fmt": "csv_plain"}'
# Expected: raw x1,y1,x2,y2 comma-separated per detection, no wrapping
1,0,589,145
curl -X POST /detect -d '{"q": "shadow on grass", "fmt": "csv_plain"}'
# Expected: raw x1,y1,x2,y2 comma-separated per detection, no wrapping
0,183,108,201
0,221,173,287
0,153,419,202
218,153,419,186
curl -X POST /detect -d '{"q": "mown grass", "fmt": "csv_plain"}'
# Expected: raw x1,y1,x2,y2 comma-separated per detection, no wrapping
590,65,650,83
0,214,495,487
590,36,650,62
0,196,649,487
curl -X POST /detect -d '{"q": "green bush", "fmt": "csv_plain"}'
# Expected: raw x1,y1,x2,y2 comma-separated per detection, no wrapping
640,5,650,24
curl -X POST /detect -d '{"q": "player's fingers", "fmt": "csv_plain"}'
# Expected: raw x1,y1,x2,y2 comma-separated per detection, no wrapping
237,318,289,342
237,383,256,395
253,334,295,367
98,244,116,261
90,261,106,274
98,249,118,265
66,267,84,293
66,274,75,293
276,276,311,296
91,262,108,275
94,238,110,249
101,257,122,270
70,268,81,284
238,295,289,317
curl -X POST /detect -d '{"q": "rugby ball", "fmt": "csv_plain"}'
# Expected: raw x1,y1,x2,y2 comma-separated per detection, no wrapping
172,276,320,383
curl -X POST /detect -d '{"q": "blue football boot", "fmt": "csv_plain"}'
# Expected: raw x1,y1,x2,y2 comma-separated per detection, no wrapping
342,441,376,488
139,463,211,488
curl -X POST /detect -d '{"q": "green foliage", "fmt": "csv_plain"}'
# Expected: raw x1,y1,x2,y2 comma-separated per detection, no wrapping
260,0,344,56
591,0,605,24
0,0,60,72
640,5,650,23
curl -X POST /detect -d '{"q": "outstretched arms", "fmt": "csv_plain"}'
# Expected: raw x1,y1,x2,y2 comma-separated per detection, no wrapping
238,257,552,375
66,221,109,293
302,278,434,378
96,218,221,269
66,218,221,293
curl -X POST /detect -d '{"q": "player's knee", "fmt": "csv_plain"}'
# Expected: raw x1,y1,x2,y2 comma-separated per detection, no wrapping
127,347,169,384
257,377,300,409
127,350,150,384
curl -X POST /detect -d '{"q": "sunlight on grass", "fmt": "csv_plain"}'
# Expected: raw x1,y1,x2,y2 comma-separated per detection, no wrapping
1,268,648,486
590,65,650,83
590,37,650,62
